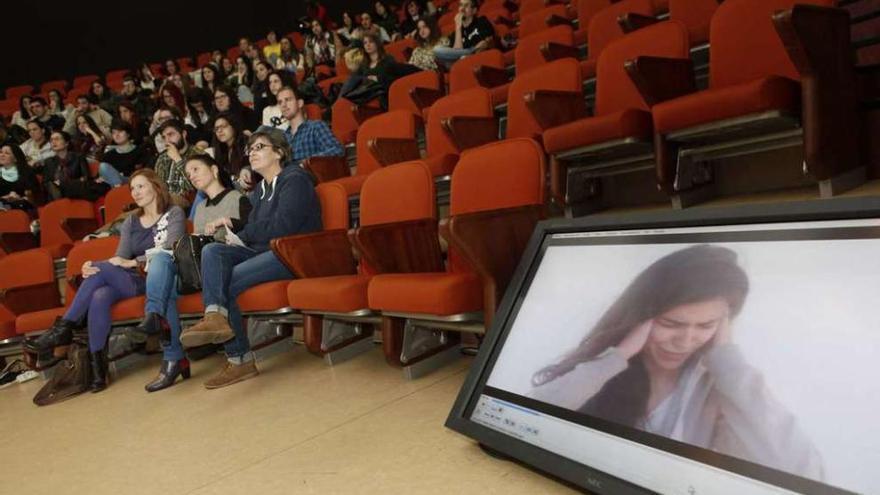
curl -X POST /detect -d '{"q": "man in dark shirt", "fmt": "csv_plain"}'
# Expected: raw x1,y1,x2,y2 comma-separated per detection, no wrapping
433,0,495,68
29,97,66,132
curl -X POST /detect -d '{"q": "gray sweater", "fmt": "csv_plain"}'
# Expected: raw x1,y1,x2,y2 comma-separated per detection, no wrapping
192,189,251,240
529,344,825,481
115,206,186,260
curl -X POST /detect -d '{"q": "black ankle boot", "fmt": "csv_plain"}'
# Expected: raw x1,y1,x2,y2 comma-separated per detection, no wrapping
144,358,191,393
90,351,108,393
134,312,169,339
27,317,75,352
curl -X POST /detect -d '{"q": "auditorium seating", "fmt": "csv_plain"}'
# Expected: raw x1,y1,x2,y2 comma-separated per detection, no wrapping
388,70,444,117
0,210,37,257
652,0,863,207
100,184,133,225
38,199,98,259
0,249,59,347
543,21,691,215
367,138,546,378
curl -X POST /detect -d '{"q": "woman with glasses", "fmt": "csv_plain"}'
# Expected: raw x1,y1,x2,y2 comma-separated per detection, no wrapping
212,86,260,132
211,113,255,190
179,129,322,389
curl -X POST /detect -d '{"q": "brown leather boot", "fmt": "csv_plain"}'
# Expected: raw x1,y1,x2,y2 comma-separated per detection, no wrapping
179,312,235,348
204,360,259,389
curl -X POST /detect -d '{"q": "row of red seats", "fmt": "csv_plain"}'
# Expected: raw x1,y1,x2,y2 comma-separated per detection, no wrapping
0,138,544,377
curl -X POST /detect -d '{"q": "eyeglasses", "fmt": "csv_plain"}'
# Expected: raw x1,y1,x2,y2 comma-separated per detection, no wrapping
214,94,229,102
247,142,271,154
214,123,230,133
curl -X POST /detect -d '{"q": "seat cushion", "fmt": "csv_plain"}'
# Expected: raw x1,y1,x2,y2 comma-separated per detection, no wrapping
543,109,653,153
329,174,370,196
0,310,17,341
238,280,295,312
16,307,66,335
423,153,459,177
110,296,145,322
653,76,801,134
368,272,483,316
287,275,372,313
176,293,205,315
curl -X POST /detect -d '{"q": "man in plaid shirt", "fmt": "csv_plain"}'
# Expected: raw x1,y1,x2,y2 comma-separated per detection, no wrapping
279,86,344,166
153,120,197,207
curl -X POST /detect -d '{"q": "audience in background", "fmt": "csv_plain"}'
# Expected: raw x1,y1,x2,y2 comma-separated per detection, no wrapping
410,17,448,71
0,143,41,212
279,85,343,167
21,120,55,167
99,119,151,187
152,119,197,207
42,130,108,201
65,94,113,137
30,97,66,132
433,0,495,68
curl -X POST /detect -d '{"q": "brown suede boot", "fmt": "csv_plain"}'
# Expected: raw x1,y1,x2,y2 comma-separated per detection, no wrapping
204,360,259,389
179,312,235,348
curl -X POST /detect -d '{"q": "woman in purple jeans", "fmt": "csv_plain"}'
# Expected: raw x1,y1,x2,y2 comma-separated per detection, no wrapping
29,168,185,392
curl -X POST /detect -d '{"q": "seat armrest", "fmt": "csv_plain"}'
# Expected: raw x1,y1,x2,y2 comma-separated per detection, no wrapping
474,65,510,88
0,232,38,254
773,4,860,180
524,89,588,130
271,229,357,278
303,156,350,183
618,13,659,33
624,56,696,106
540,42,580,62
61,217,99,242
0,282,62,315
442,115,500,151
440,204,545,327
351,104,384,124
410,86,445,111
546,14,573,28
354,218,444,274
367,137,423,166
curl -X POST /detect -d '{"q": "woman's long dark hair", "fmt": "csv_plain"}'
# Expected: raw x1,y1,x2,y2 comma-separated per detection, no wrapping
533,245,750,426
210,113,249,178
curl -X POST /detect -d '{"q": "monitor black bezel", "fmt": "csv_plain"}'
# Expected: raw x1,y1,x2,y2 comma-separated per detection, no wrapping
445,195,880,494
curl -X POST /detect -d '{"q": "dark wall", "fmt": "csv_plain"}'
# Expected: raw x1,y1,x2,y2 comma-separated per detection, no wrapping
3,0,373,92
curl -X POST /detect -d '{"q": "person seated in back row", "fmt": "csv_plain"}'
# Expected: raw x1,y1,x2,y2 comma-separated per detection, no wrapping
277,85,344,167
179,128,322,389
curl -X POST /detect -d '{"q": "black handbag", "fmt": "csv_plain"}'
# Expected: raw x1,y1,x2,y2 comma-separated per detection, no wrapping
173,234,214,294
32,342,92,407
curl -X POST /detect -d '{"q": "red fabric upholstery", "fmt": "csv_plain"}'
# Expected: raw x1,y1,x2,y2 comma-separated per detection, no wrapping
388,70,442,115
360,161,436,226
507,58,582,141
16,307,66,335
515,25,575,75
449,49,505,94
670,0,719,45
238,281,294,312
368,272,483,315
652,76,801,133
287,275,372,312
544,109,654,152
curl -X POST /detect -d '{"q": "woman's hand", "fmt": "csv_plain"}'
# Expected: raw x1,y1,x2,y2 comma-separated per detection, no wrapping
713,314,733,347
205,217,233,235
108,256,137,269
617,319,654,360
82,260,100,278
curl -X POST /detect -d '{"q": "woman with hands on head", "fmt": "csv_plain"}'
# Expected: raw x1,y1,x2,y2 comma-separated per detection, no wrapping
529,245,824,479
27,169,185,393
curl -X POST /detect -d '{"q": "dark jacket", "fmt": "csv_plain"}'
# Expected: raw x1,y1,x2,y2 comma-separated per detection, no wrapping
238,165,322,252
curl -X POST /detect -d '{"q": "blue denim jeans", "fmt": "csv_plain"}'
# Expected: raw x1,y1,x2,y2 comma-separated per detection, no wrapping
200,243,293,358
433,46,477,69
144,252,184,361
98,162,127,187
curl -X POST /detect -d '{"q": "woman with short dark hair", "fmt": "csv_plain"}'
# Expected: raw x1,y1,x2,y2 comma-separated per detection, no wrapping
179,129,322,389
0,142,41,211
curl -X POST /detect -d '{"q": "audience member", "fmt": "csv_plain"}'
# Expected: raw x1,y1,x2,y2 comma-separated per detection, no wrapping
263,30,282,65
73,114,108,162
21,120,55,167
305,19,338,73
373,1,401,40
251,60,273,117
42,130,109,201
11,95,32,130
117,100,147,145
276,37,305,73
152,119,198,207
213,85,260,132
179,129,322,389
353,12,392,42
65,94,113,137
120,75,155,122
135,154,250,393
433,0,495,68
400,0,429,38
28,169,186,393
336,11,357,43
0,143,41,212
211,113,253,190
279,86,343,166
409,17,448,71
342,34,420,109
29,97,66,132
99,119,151,186
261,70,296,131
89,80,116,114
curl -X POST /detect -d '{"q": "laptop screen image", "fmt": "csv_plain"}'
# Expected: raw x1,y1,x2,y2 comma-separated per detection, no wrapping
448,199,880,495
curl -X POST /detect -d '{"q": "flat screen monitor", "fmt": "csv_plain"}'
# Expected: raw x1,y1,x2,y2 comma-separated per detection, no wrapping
446,197,880,495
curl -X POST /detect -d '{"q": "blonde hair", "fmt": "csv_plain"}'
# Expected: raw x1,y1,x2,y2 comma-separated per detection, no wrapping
344,47,365,72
